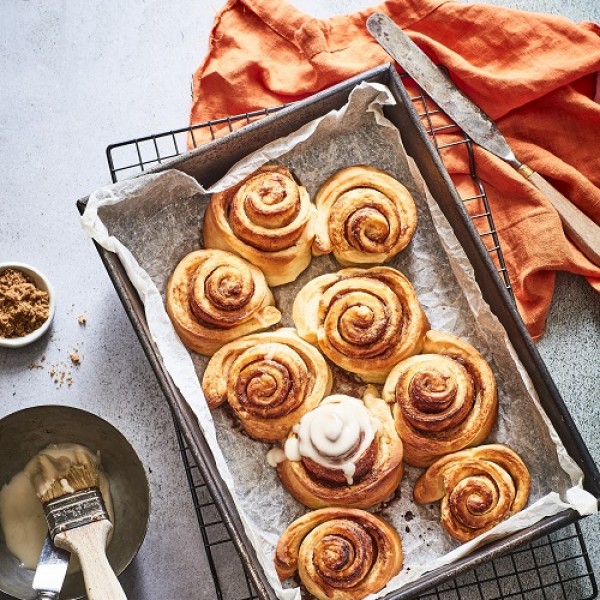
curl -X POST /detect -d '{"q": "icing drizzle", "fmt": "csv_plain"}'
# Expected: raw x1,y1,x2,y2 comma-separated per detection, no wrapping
283,395,376,485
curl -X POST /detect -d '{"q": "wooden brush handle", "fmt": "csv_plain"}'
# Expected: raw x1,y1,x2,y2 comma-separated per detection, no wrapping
518,165,600,266
54,520,127,600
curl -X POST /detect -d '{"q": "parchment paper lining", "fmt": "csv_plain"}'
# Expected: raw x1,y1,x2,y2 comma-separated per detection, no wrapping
82,83,597,600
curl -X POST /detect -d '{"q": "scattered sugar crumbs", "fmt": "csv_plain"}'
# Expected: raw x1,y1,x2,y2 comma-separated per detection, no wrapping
48,363,74,388
28,354,46,370
0,268,49,338
27,313,88,388
46,348,82,388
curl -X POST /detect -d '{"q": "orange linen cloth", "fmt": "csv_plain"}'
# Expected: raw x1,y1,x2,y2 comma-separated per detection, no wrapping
190,0,600,339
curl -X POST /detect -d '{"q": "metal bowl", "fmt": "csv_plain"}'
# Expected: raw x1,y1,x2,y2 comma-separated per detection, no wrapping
0,406,150,599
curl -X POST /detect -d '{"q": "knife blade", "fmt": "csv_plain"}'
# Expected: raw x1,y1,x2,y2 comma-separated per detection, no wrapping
367,12,600,266
32,535,70,600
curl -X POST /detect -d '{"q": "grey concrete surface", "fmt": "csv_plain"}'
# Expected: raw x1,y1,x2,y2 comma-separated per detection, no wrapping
0,1,598,599
0,1,212,598
537,271,600,589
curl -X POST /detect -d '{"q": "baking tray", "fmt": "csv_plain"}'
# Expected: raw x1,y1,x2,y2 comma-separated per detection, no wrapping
77,64,600,600
99,75,597,600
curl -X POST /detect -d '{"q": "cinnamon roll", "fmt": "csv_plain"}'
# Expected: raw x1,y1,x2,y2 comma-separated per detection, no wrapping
382,330,498,467
413,444,531,542
202,328,333,442
203,164,317,286
292,267,429,384
313,165,417,267
273,387,403,509
275,507,403,600
165,249,281,356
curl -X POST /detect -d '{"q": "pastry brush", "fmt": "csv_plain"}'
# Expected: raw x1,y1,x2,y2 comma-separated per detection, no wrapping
30,452,127,600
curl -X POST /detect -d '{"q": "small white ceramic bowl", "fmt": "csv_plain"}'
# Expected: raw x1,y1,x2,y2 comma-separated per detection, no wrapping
0,262,56,348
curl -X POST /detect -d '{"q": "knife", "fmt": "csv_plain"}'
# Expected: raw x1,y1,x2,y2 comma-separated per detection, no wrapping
32,535,70,600
367,12,600,266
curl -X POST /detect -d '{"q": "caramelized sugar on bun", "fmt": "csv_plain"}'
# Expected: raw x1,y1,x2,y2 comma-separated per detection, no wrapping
203,164,317,286
313,165,417,267
293,267,429,384
202,328,332,442
383,330,498,467
166,249,280,356
413,444,531,542
275,507,403,600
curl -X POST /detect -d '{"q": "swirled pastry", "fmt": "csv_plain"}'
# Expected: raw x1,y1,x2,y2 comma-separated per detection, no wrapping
202,328,333,442
203,164,317,286
166,249,281,356
292,267,429,384
382,330,498,467
313,165,417,267
275,507,403,600
413,444,531,542
274,387,403,509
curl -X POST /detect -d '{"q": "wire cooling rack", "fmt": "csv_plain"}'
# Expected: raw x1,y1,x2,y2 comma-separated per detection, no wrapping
105,74,597,600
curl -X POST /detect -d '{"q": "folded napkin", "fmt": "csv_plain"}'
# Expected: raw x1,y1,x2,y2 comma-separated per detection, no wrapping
190,0,600,339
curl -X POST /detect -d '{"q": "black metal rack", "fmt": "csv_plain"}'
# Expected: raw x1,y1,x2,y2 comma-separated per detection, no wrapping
105,74,597,600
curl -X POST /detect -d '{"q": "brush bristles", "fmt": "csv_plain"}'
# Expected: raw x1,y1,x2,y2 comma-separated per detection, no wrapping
40,462,100,503
32,455,100,505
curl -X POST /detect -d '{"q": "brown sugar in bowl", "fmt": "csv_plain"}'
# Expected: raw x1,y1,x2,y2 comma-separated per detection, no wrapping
0,263,56,348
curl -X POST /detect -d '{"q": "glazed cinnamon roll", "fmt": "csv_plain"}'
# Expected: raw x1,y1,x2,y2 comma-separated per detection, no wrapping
292,267,429,384
203,164,317,286
273,387,403,509
382,330,498,467
165,249,281,356
414,444,531,542
313,165,417,267
275,507,403,600
202,328,332,442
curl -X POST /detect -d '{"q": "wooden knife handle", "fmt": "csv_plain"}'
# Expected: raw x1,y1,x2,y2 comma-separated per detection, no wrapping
518,165,600,266
54,520,127,600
